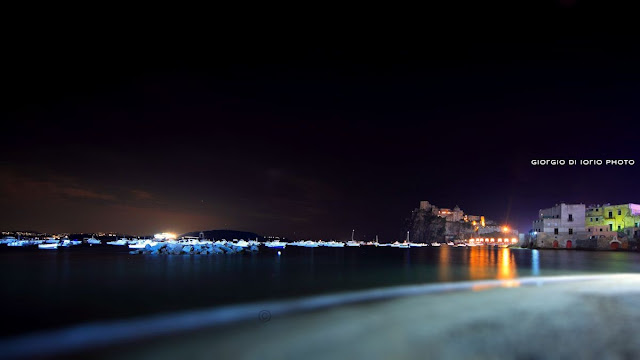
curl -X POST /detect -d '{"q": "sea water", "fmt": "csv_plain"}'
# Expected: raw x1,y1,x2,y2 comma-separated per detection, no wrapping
1,245,640,337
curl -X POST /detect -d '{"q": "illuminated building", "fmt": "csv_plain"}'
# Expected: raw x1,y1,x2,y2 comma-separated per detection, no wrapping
585,203,640,238
416,201,515,243
419,200,483,223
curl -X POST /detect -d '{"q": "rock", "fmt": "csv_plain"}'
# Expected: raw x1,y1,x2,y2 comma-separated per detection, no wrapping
166,243,182,255
182,245,193,254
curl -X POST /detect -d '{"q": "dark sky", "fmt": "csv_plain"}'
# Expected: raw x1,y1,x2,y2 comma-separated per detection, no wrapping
2,3,639,239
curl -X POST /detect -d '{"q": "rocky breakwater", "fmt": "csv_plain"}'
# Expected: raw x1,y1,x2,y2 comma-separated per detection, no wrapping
129,241,260,255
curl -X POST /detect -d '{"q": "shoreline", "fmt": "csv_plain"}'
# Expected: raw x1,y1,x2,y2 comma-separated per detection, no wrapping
3,274,640,359
93,273,640,360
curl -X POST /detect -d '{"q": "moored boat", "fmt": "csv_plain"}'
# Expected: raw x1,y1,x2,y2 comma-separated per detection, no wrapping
265,241,286,249
324,241,345,248
107,239,128,246
38,243,59,250
391,241,410,248
86,237,101,245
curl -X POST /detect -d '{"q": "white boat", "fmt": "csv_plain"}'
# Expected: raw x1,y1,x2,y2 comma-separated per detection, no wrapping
301,241,320,248
107,239,128,246
391,241,410,248
59,239,82,247
265,241,286,249
38,243,59,250
324,241,345,248
86,237,101,245
0,236,18,244
430,242,441,247
446,241,455,246
235,240,250,248
346,241,361,247
7,240,30,247
128,240,158,249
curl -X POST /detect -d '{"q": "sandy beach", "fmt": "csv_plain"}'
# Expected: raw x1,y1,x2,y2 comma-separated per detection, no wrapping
54,274,640,360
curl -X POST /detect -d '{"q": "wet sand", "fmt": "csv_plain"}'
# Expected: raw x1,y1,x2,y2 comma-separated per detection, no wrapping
69,274,640,360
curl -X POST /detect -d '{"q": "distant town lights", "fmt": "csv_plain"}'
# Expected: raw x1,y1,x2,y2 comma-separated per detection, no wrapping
154,232,177,240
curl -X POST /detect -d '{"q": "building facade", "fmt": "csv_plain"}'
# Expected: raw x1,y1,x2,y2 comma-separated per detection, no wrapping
532,203,586,249
585,203,640,238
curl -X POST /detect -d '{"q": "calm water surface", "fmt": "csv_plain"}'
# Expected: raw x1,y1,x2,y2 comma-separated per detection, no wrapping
1,245,640,336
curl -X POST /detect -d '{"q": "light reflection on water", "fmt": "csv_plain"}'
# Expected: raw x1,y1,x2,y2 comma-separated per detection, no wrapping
438,244,451,281
532,249,540,276
2,246,640,336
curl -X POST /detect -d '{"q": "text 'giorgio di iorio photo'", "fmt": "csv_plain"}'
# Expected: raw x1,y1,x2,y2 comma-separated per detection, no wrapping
531,159,635,166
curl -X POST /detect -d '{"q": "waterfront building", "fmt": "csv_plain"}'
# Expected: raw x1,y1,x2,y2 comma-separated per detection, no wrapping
532,203,587,249
585,203,640,238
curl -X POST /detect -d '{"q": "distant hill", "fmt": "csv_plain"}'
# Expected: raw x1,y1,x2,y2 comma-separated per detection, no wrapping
180,229,264,241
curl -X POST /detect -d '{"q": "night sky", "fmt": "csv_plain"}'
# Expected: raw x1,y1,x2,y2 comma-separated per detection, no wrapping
2,4,638,240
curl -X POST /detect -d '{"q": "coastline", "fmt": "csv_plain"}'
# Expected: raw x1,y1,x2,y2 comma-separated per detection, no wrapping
4,274,640,359
98,274,640,360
